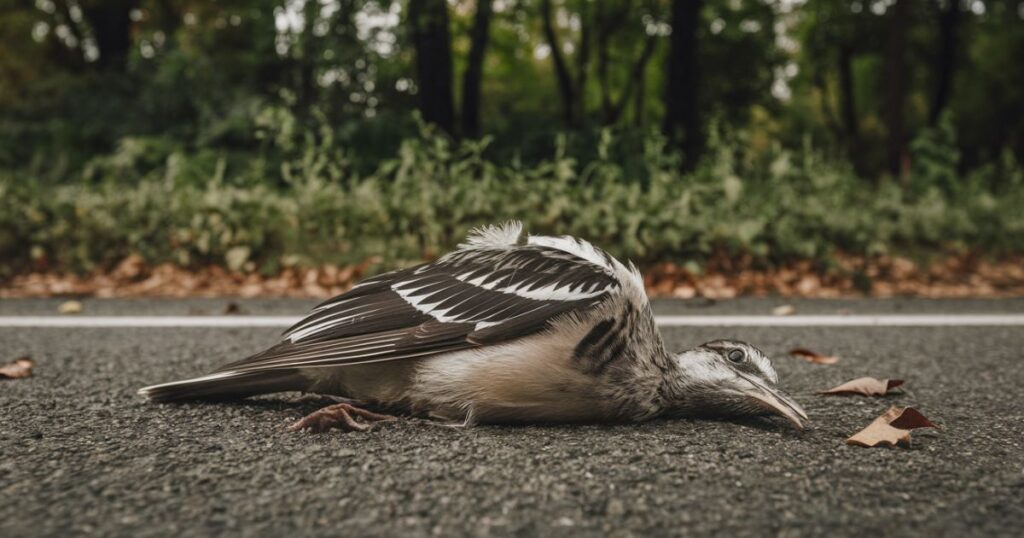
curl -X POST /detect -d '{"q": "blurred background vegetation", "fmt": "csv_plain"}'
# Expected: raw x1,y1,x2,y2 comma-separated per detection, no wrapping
0,0,1022,278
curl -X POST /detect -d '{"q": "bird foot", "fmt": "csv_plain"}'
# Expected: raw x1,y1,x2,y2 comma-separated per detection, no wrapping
286,403,396,433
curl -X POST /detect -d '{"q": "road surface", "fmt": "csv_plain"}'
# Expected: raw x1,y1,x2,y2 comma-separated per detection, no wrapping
1,298,1022,537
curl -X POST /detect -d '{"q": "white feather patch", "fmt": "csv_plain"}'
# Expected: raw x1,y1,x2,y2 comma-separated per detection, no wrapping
459,221,524,249
528,234,644,291
527,235,609,270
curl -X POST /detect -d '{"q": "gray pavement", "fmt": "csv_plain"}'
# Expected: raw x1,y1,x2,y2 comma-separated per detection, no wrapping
2,299,1023,537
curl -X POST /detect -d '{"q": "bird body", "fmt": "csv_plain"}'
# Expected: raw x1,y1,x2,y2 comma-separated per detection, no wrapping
140,222,806,430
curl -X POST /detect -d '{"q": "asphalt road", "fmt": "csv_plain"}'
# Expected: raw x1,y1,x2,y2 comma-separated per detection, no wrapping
2,299,1023,537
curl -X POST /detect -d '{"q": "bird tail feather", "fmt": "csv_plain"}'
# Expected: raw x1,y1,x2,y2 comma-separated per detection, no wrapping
138,369,307,402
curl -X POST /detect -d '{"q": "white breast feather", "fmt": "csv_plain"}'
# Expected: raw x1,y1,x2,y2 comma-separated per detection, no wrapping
410,318,614,423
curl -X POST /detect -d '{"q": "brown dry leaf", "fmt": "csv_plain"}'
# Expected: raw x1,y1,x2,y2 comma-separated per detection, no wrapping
772,304,796,316
0,357,34,379
818,377,904,396
223,301,242,315
114,253,146,280
789,348,840,365
847,406,937,448
57,300,83,314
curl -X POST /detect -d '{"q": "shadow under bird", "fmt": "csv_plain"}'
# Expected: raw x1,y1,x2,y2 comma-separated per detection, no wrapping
139,222,807,432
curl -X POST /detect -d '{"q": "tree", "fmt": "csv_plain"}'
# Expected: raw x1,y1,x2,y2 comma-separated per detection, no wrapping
594,1,658,125
663,0,703,169
460,0,494,138
540,0,583,127
408,0,456,136
81,0,137,71
929,0,962,125
837,43,858,140
884,0,910,178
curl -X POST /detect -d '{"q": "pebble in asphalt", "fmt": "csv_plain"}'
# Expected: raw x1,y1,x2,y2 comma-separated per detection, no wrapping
1,300,1023,537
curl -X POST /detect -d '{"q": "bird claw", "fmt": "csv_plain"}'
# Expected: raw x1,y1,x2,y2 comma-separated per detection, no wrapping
286,403,396,433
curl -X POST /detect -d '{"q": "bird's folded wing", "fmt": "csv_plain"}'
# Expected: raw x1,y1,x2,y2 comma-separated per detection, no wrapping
214,246,622,374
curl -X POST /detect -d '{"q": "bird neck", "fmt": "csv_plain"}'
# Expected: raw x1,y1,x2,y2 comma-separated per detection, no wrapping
655,348,729,418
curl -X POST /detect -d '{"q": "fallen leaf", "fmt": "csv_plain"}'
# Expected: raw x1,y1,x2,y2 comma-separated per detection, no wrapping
818,377,904,396
223,301,242,315
888,407,937,430
847,406,937,448
0,357,34,379
772,304,796,316
114,253,146,280
57,300,83,314
789,347,840,364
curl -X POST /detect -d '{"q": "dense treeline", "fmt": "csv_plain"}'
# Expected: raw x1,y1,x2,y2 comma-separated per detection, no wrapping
1,0,1021,179
0,1,1022,276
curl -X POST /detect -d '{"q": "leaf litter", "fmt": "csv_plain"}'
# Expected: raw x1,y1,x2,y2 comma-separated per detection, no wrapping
0,357,34,379
789,348,840,365
819,377,904,396
847,407,937,448
57,300,83,314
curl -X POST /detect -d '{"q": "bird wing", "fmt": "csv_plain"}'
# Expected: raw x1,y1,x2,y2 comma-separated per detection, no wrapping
213,239,629,375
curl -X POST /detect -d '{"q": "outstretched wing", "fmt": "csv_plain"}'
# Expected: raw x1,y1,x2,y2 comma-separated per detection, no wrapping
214,241,624,375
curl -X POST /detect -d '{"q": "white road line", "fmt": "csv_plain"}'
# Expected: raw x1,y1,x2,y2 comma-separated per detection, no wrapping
0,314,1022,328
655,314,1024,326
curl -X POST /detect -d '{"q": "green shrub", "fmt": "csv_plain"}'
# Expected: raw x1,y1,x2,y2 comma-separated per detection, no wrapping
1,114,1022,279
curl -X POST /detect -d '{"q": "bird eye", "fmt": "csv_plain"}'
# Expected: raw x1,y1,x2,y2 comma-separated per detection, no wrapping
727,349,745,363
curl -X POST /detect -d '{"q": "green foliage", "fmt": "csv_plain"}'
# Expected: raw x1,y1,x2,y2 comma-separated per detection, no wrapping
2,121,1021,279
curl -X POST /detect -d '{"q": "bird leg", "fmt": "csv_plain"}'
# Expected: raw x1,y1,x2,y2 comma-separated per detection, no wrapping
290,394,366,406
416,406,478,428
286,402,396,433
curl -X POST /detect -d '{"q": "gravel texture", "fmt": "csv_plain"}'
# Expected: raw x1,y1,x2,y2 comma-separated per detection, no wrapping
1,299,1023,537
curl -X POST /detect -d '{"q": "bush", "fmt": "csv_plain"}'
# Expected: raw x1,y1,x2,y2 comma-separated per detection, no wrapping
1,114,1022,279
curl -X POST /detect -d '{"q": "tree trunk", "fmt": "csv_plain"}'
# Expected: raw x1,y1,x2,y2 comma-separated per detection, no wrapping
81,0,136,71
460,0,494,138
663,0,703,169
540,0,577,127
633,66,646,126
884,0,910,178
573,2,591,124
929,0,961,125
155,0,180,45
596,3,613,122
608,34,657,125
838,43,858,139
296,0,319,112
408,0,456,137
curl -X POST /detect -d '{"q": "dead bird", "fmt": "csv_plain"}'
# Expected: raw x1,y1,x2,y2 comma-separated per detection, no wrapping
139,222,807,432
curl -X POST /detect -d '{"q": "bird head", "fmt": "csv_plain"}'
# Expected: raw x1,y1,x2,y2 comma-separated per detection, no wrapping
663,339,807,429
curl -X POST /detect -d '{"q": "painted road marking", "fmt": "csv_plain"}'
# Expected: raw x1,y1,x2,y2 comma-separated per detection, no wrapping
0,314,1022,328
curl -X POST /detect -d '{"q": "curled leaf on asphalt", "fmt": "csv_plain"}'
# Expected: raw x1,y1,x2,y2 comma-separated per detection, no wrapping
788,348,839,365
57,300,83,314
0,357,34,379
847,407,937,448
818,377,904,396
772,304,796,316
223,301,242,315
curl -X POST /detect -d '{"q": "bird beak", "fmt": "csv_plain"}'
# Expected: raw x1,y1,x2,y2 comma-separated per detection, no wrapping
735,371,808,430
